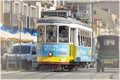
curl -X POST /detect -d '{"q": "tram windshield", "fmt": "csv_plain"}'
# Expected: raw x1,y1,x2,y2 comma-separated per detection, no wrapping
46,25,57,42
37,25,69,43
37,25,45,42
59,26,69,43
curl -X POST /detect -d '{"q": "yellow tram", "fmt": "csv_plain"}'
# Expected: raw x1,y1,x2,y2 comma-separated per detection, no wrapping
36,16,92,71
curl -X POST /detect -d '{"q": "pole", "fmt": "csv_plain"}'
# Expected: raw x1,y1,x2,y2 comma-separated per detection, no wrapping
18,15,22,71
20,18,22,71
10,1,13,33
19,1,23,71
91,2,94,55
6,55,8,72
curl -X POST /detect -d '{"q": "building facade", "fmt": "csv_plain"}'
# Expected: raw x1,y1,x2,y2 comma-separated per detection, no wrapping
0,0,42,36
1,0,119,36
0,1,3,26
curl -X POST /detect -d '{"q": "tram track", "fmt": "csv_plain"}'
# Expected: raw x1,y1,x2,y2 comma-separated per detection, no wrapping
1,68,119,79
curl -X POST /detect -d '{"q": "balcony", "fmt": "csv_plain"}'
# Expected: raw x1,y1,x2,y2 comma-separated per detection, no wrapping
3,13,27,28
3,12,38,30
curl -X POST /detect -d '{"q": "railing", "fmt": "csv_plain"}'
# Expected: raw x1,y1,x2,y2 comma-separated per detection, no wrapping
3,12,38,30
3,13,27,28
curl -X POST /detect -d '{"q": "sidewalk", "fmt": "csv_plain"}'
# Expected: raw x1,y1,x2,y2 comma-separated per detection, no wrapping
1,70,20,75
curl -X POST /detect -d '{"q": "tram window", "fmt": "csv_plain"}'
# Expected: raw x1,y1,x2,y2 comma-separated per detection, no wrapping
78,29,91,47
85,32,91,47
86,37,91,47
46,25,57,42
81,29,85,46
78,29,85,46
84,31,88,47
37,25,45,42
59,26,69,43
78,29,81,46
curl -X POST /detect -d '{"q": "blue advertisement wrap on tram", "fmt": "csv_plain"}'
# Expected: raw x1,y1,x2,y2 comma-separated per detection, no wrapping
37,43,69,57
76,47,92,62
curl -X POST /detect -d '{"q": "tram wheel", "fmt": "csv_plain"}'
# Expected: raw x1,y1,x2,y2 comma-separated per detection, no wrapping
36,64,40,70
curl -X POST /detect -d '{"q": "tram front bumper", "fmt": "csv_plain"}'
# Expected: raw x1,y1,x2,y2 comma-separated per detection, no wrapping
37,56,70,65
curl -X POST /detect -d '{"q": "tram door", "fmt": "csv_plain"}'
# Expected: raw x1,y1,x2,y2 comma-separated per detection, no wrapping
70,28,75,44
70,28,77,59
70,28,78,45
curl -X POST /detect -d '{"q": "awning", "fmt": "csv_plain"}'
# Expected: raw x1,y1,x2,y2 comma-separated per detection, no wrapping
14,32,34,42
0,30,36,42
0,26,18,34
0,30,18,41
0,26,37,36
24,33,37,42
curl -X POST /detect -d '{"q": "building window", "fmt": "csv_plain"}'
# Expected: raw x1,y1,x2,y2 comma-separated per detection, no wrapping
14,2,20,14
22,3,28,28
79,4,87,14
4,1,11,13
29,5,37,29
30,5,37,17
77,4,90,20
23,3,28,16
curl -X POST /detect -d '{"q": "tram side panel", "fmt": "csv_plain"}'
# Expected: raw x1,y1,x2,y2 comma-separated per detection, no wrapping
76,46,92,67
36,43,74,64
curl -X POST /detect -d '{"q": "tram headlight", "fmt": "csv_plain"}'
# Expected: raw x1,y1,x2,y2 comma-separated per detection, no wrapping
48,52,53,57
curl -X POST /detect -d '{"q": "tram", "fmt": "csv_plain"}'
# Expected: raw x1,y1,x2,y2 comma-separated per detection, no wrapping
96,35,119,72
36,16,92,71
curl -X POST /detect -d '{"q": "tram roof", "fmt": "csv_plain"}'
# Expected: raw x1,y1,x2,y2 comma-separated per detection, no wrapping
37,17,89,27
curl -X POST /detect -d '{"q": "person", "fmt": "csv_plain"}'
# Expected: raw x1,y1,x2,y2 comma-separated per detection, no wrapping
91,52,97,68
48,28,53,41
38,28,44,42
1,47,6,56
